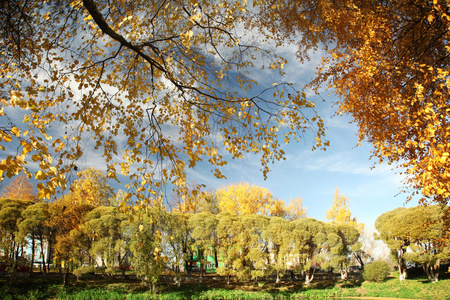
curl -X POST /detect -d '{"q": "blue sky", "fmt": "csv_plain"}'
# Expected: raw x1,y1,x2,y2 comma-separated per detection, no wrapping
183,45,418,227
0,29,418,229
188,98,415,227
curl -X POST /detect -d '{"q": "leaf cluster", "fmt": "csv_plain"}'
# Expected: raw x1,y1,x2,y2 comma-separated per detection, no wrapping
0,0,326,208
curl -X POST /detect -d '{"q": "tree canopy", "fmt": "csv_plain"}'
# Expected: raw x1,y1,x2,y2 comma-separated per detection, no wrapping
326,188,363,231
255,0,450,206
215,182,287,217
375,205,449,282
0,0,325,205
0,174,35,201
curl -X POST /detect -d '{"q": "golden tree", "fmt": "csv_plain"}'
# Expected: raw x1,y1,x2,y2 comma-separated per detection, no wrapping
285,196,307,220
215,181,286,216
254,0,450,205
325,188,363,231
0,0,325,207
67,168,114,206
0,174,35,201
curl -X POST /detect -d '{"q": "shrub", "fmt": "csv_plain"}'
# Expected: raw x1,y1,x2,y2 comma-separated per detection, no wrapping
363,261,391,282
73,266,95,280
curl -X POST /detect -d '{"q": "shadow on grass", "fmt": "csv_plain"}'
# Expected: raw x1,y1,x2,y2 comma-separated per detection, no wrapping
160,282,212,299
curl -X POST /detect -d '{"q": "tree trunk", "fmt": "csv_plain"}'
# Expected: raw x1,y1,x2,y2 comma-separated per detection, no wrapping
398,266,406,281
46,239,53,273
29,236,35,276
305,272,314,286
199,262,204,283
275,270,281,284
39,234,47,274
12,242,20,275
174,275,181,287
423,260,440,283
214,249,219,271
63,266,69,286
353,252,364,271
340,264,348,281
185,256,192,277
398,260,406,281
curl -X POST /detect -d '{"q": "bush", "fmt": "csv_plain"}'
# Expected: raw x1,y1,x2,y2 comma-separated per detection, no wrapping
363,261,391,282
73,266,95,279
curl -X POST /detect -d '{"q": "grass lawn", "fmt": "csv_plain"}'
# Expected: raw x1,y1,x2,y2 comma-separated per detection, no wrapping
1,270,449,299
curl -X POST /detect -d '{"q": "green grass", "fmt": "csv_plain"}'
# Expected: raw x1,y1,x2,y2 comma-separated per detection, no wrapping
355,276,450,300
1,271,450,299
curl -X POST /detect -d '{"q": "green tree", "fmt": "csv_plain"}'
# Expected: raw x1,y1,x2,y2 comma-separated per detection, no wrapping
262,216,292,284
188,212,219,282
0,198,34,274
17,203,48,275
129,205,167,292
363,261,391,282
243,214,270,283
325,188,365,269
216,211,239,285
228,214,270,282
377,205,449,282
164,212,192,286
375,207,410,281
74,206,130,276
291,218,327,285
324,223,360,281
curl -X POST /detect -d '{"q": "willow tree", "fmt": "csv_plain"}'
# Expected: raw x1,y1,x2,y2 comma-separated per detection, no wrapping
216,211,239,284
325,223,360,281
255,0,450,207
262,216,293,284
17,202,48,275
0,0,325,206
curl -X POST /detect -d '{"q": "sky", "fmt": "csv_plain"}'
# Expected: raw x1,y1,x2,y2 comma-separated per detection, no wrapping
0,18,420,231
181,45,419,228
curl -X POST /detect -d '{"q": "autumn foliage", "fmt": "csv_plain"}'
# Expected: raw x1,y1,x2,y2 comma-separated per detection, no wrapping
254,0,450,206
0,0,325,206
216,182,287,217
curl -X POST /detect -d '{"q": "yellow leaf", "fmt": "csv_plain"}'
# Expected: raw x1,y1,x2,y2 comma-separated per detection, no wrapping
10,127,20,137
35,170,47,180
2,134,12,142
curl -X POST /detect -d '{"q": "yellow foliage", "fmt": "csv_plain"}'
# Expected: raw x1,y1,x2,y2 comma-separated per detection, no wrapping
0,174,35,201
0,0,325,206
216,182,287,217
254,0,450,206
285,196,307,220
326,188,364,232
